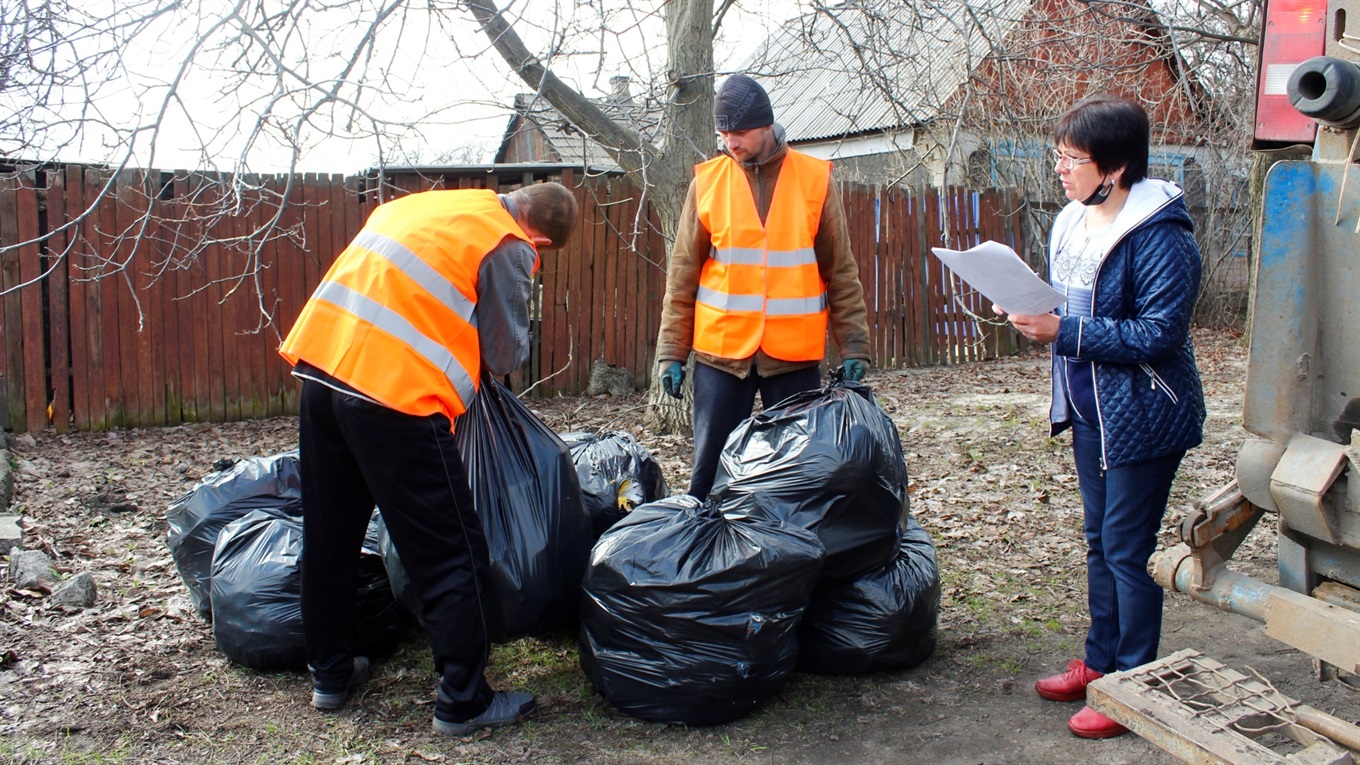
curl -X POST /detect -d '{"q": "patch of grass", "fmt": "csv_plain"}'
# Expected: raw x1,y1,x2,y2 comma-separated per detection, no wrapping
777,676,837,718
719,732,768,756
492,631,590,696
963,654,990,671
964,653,1023,675
959,593,996,622
0,742,37,765
253,750,320,765
581,706,610,729
15,734,134,765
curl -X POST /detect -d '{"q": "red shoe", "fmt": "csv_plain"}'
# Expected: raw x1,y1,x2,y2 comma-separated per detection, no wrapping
1068,705,1128,739
1035,659,1103,702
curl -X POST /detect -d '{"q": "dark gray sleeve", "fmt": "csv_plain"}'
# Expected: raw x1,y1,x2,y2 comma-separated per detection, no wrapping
476,237,536,376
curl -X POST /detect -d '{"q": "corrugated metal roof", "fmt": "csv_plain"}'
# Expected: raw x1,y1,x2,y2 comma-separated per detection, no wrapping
741,0,1034,143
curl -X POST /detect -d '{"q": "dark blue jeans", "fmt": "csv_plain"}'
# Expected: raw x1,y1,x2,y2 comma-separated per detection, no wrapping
298,378,495,721
688,362,822,500
1071,418,1184,674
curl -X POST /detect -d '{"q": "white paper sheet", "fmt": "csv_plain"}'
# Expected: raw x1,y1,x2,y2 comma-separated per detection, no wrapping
929,241,1066,316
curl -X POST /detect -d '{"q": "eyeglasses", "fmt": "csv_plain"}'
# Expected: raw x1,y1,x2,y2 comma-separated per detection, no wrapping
1051,149,1095,171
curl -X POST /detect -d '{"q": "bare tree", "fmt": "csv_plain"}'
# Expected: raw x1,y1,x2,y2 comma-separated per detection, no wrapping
0,0,762,433
2,0,494,332
465,0,730,434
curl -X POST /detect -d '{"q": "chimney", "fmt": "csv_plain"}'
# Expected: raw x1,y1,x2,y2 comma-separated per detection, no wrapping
609,76,632,104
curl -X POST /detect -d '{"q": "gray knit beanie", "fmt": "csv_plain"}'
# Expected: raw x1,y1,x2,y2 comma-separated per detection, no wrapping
713,74,774,132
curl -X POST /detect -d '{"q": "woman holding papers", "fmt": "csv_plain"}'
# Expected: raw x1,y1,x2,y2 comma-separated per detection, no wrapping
1000,94,1205,740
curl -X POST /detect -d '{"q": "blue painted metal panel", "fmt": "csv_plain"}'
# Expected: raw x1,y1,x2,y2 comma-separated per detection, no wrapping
1245,161,1321,440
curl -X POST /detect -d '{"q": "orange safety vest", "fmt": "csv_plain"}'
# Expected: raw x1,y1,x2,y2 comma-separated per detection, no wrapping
692,150,831,362
279,189,536,426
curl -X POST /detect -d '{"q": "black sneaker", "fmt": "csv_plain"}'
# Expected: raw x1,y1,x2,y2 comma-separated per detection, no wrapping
432,691,536,736
310,656,371,710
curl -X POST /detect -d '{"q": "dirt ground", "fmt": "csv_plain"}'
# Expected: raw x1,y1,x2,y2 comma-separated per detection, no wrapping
5,327,1360,765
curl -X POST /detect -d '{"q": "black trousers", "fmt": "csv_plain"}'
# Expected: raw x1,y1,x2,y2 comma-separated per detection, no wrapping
688,362,822,500
298,378,494,721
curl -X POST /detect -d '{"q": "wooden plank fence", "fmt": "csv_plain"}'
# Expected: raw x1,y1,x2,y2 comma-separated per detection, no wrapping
0,162,1028,433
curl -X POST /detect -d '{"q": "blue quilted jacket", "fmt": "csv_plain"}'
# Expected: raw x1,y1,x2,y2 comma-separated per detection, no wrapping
1047,178,1205,469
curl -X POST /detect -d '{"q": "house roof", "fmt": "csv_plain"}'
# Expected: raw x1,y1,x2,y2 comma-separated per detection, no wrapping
494,78,664,169
740,0,1197,144
740,0,1035,143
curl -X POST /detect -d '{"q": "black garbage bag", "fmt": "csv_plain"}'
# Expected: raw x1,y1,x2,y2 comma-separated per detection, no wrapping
560,431,669,537
580,494,824,726
450,377,593,642
373,514,420,621
713,379,909,581
210,508,403,671
166,452,303,619
796,515,941,674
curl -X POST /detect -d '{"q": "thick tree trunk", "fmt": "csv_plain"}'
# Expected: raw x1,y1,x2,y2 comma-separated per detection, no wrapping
471,0,715,435
644,0,714,436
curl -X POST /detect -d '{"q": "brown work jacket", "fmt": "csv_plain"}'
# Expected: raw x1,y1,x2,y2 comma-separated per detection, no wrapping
655,133,871,379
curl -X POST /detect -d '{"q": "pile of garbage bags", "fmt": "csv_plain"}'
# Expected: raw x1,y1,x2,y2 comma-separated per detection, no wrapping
165,374,937,726
579,378,940,725
167,382,671,668
166,452,401,670
166,452,304,620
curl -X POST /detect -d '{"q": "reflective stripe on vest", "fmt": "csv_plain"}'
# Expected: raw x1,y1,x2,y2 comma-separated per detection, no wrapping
695,286,827,316
350,229,478,325
710,246,817,268
692,150,831,361
278,189,532,426
310,280,477,407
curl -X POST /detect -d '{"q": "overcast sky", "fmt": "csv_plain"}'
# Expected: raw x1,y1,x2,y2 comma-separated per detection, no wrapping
72,0,801,174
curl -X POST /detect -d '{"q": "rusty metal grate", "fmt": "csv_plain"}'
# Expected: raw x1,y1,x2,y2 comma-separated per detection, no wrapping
1140,654,1301,738
1087,648,1357,765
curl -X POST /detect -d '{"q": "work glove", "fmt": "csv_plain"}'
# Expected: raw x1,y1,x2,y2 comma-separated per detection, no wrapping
841,358,869,382
660,360,685,399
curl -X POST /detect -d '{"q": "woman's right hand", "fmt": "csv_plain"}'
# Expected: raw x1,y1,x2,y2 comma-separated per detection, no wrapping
1008,312,1060,343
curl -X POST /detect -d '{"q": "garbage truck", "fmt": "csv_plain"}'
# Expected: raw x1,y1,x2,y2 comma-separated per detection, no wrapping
1149,0,1360,686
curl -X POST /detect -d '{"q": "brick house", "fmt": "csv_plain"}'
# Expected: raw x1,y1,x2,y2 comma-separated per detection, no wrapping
739,0,1215,197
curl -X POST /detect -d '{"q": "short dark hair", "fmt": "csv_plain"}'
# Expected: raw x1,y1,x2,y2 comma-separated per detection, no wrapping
510,181,579,249
1054,94,1149,189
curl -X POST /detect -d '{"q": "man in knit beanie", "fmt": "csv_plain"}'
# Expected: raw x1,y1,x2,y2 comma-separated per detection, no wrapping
712,73,775,133
655,73,872,499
